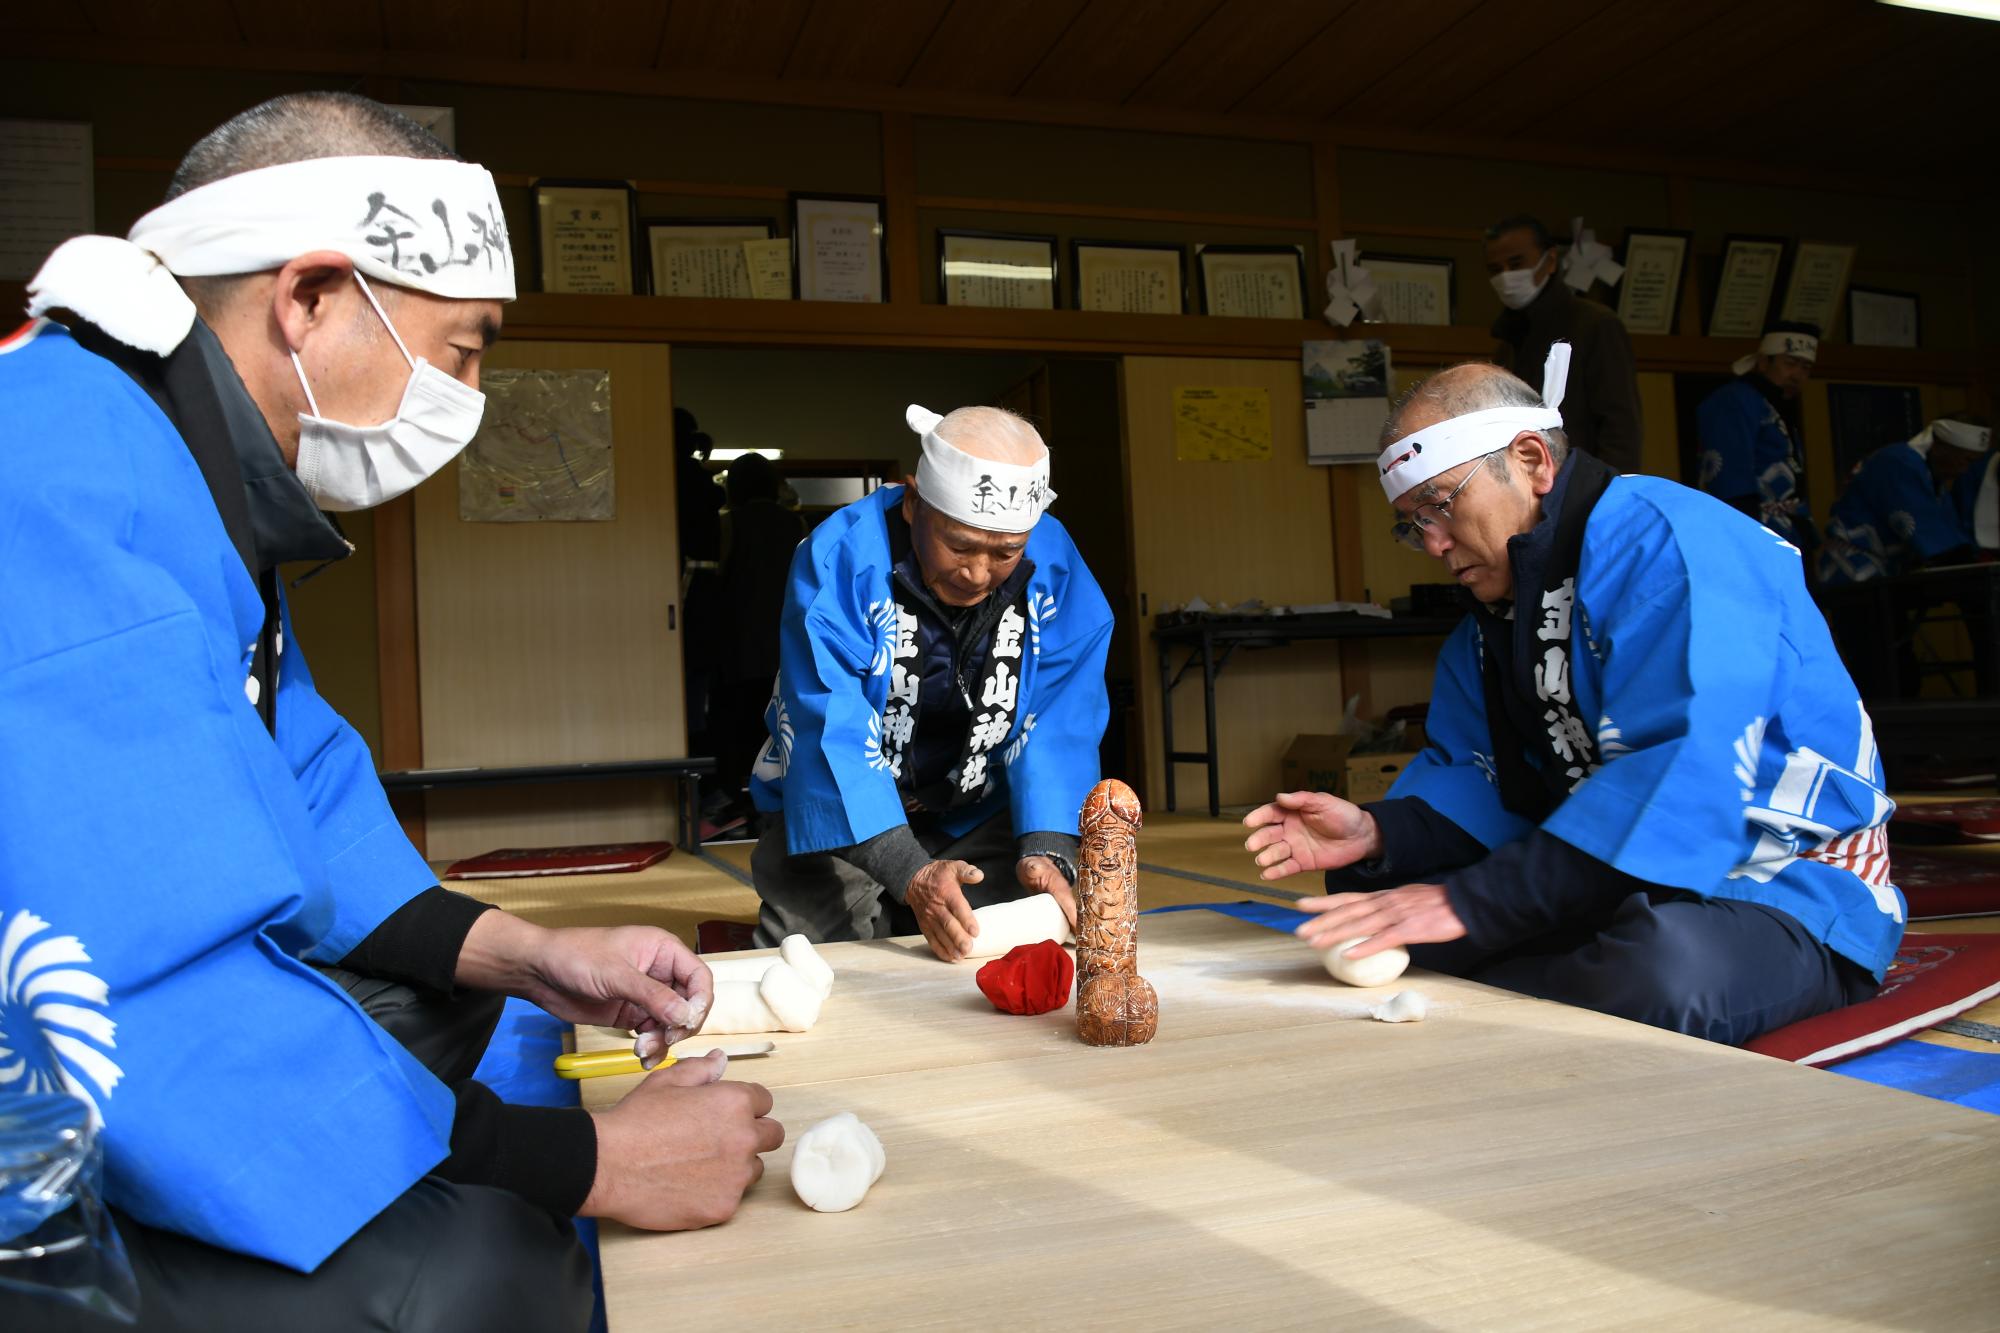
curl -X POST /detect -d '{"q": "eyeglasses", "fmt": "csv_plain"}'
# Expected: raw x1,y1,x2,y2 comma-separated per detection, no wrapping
1390,451,1499,551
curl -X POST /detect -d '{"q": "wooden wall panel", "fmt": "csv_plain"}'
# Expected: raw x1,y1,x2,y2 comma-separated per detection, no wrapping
1120,355,1345,810
414,340,684,860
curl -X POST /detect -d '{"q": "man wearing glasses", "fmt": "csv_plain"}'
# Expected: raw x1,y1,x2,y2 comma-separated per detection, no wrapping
1242,347,1902,1045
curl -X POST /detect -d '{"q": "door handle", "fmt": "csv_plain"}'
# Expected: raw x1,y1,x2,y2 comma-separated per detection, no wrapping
668,604,677,631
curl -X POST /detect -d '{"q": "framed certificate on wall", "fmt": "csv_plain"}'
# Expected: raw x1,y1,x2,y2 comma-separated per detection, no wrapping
1847,286,1921,348
1357,253,1454,326
1614,229,1690,336
1195,244,1307,319
791,193,886,303
939,229,1057,309
1706,234,1786,339
1779,241,1857,338
644,218,775,299
1071,239,1185,314
531,179,638,295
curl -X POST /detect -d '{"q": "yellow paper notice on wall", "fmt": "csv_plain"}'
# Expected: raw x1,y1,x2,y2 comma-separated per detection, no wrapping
1173,385,1272,461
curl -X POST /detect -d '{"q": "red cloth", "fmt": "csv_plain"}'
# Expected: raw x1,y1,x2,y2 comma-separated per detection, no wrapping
976,940,1074,1015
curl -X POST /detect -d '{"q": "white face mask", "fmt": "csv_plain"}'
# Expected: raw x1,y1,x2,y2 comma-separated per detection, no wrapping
291,273,486,512
1489,255,1551,311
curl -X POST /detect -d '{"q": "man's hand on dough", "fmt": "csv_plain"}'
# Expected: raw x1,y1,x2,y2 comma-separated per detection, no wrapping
1293,884,1464,955
1241,791,1382,880
581,1051,784,1231
906,860,983,961
1017,855,1077,930
462,915,713,1047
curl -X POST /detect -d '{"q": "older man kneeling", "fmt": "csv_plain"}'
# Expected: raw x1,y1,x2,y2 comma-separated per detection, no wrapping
749,405,1114,962
1244,347,1902,1044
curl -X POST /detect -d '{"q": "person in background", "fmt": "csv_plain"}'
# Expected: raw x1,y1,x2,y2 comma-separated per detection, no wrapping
675,409,724,762
708,451,807,829
1818,413,1988,584
1696,321,1820,556
1484,213,1643,473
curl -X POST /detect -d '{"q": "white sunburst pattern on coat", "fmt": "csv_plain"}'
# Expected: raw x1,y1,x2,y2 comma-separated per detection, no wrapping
1732,715,1769,802
1002,713,1037,766
862,710,897,775
866,597,898,676
1596,713,1632,759
0,910,122,1129
1026,592,1058,656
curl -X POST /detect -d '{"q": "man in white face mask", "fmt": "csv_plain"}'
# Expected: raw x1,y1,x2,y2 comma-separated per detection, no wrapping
2,94,779,1333
1483,213,1643,474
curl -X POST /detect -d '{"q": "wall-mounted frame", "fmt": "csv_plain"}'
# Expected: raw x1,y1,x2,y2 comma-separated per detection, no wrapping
1614,228,1691,336
1195,244,1308,319
1779,240,1858,339
644,217,775,299
1357,252,1454,326
938,229,1058,309
1846,285,1921,349
790,193,886,303
1706,234,1787,339
531,178,639,295
1071,239,1186,315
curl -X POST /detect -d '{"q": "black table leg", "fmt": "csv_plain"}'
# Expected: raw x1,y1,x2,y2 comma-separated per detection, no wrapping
1159,638,1178,813
1202,629,1220,818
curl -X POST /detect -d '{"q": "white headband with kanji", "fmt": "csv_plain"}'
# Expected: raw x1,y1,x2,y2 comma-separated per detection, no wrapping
1378,343,1570,502
907,404,1055,533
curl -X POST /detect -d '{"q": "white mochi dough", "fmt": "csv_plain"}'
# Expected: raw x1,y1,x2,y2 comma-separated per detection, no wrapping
702,956,778,985
698,960,823,1034
1319,936,1411,988
960,893,1073,961
1370,990,1429,1023
790,1112,886,1213
779,934,836,997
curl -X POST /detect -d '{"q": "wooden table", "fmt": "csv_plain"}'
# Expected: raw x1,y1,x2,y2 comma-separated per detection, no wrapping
578,911,2000,1330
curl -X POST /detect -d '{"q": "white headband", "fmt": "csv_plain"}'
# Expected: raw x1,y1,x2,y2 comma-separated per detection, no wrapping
1732,330,1819,376
1378,343,1571,502
1914,419,1993,455
28,155,514,357
907,404,1054,534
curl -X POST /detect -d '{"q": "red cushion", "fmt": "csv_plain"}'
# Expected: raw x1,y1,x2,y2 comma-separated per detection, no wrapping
696,919,758,955
1888,799,2000,846
1744,934,2000,1066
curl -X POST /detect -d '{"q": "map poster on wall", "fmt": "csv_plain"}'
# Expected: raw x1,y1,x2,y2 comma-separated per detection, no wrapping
1303,339,1392,466
1173,385,1273,461
460,369,615,522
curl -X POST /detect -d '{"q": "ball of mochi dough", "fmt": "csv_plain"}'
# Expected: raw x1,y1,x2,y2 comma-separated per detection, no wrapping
790,1112,886,1213
1320,936,1410,988
1370,990,1429,1023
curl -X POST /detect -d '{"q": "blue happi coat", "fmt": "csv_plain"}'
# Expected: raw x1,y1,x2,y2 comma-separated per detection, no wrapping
1387,474,1904,978
0,322,450,1270
751,486,1113,854
1818,440,1972,584
1697,376,1812,546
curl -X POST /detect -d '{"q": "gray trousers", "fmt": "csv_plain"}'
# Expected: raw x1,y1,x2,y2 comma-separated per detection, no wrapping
3,974,593,1333
751,810,1026,946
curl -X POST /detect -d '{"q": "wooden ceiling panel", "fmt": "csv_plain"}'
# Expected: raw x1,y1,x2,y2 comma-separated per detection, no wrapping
1330,0,1621,128
780,0,956,85
655,0,815,78
1234,0,1482,120
383,0,528,60
519,0,667,69
228,0,384,50
1416,0,1736,134
1013,0,1225,103
1124,0,1356,113
78,0,241,43
901,0,1093,95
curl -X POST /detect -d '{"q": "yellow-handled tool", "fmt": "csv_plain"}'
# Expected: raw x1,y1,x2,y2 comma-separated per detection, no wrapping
554,1040,777,1080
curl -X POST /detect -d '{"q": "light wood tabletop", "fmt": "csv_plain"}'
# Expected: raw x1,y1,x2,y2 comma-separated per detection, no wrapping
577,910,2000,1331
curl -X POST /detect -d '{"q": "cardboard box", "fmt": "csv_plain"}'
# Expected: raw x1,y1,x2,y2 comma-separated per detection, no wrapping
1345,751,1420,803
1281,734,1356,797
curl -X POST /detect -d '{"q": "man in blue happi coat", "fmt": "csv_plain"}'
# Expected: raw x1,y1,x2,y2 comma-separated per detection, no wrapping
750,405,1114,962
1817,414,1987,584
0,95,778,1333
1696,322,1821,555
1244,347,1901,1045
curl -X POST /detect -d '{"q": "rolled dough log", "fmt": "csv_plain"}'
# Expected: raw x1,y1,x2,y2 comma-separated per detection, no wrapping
1319,936,1410,988
1370,990,1429,1023
960,893,1073,961
702,956,777,985
780,934,836,997
699,960,823,1034
790,1112,886,1213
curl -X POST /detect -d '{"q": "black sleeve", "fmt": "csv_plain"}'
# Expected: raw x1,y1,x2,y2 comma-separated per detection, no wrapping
338,886,496,995
1324,797,1488,892
1441,828,1656,951
1016,831,1081,883
437,1080,597,1216
837,823,932,904
1584,319,1644,474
